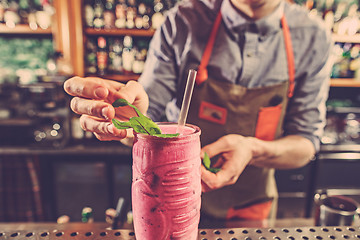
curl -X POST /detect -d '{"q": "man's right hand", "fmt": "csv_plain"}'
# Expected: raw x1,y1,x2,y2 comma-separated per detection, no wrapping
63,77,149,141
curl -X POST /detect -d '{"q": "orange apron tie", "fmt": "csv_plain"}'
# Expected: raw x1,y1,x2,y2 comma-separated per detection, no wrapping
196,12,223,85
281,16,295,98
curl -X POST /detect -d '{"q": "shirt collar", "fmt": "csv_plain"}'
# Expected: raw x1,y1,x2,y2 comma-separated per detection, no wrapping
221,0,284,36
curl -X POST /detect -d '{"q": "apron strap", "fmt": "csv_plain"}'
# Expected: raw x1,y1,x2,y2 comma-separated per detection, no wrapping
281,15,295,98
196,12,223,85
196,12,296,99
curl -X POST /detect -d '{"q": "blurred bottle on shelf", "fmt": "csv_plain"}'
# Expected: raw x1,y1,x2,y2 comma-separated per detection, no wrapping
322,0,335,31
97,36,108,76
132,39,147,74
27,0,38,29
93,0,105,29
85,38,98,74
332,1,347,33
343,112,360,143
4,0,20,28
108,38,124,74
18,0,29,25
104,0,116,29
115,0,127,28
126,0,136,29
57,215,70,224
71,115,85,140
151,0,164,29
122,35,135,74
0,0,5,23
81,207,94,223
105,208,117,224
84,1,95,27
135,2,145,29
126,210,133,225
35,0,54,29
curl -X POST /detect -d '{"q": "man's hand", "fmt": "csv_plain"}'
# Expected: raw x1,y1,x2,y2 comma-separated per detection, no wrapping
200,134,316,192
201,134,254,192
63,76,149,141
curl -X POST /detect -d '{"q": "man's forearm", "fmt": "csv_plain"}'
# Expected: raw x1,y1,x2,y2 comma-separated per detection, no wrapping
249,135,316,169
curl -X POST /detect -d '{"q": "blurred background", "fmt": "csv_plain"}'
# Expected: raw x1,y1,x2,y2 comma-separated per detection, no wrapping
0,0,359,225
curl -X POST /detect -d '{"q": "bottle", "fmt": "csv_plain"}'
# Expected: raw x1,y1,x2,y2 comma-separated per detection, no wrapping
135,2,146,29
27,0,37,29
84,1,95,28
71,115,85,140
0,0,6,23
125,0,136,29
348,44,360,79
109,38,123,74
322,0,335,32
81,207,94,223
104,0,115,29
114,0,127,29
97,36,108,76
132,40,148,74
151,0,165,29
93,0,105,29
57,215,70,224
142,1,152,30
122,35,135,74
4,0,20,28
85,38,98,74
35,0,53,29
18,0,29,24
105,208,117,224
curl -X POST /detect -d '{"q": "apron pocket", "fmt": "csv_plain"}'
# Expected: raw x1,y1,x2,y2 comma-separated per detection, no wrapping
198,101,227,125
255,104,282,141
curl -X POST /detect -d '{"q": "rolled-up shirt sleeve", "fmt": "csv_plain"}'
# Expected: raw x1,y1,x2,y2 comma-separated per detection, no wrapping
283,26,333,152
138,25,177,121
138,6,194,122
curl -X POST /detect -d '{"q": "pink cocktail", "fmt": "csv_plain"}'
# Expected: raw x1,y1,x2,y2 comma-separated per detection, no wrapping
132,122,201,240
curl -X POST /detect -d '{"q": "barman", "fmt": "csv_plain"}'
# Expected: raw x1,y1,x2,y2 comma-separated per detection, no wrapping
64,0,333,222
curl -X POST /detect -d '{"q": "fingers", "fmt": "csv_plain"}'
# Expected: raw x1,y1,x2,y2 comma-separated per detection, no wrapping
64,77,149,142
201,135,235,158
201,135,252,192
80,115,128,141
112,80,149,115
65,78,148,120
64,76,111,100
71,98,116,120
201,162,239,192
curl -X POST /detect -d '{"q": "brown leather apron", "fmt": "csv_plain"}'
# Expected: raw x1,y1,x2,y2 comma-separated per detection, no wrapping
187,12,295,220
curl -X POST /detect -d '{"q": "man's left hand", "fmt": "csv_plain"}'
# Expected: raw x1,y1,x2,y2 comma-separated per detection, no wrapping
201,134,254,192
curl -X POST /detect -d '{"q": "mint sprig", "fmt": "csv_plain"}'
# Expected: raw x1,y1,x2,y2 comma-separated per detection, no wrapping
112,99,179,138
202,152,221,173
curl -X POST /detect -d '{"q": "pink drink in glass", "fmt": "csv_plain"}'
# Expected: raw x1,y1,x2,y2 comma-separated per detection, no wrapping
132,122,201,240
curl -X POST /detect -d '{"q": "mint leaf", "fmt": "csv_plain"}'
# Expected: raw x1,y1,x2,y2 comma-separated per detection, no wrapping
203,152,221,173
129,117,161,135
112,99,179,138
209,167,221,173
203,152,211,169
112,119,132,129
113,98,143,117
